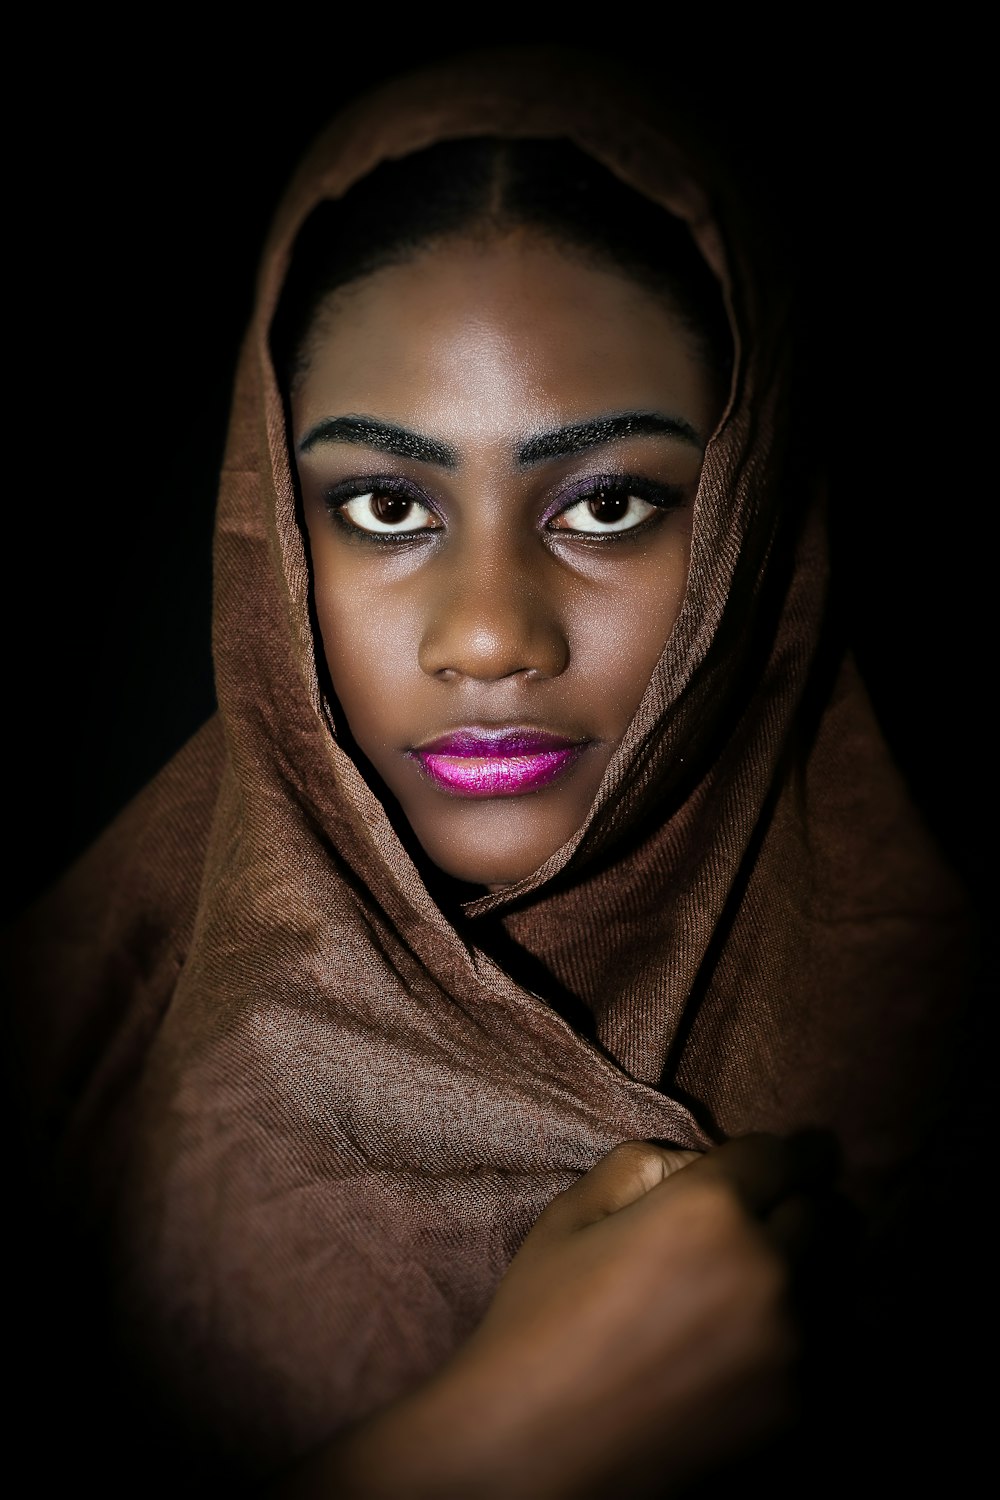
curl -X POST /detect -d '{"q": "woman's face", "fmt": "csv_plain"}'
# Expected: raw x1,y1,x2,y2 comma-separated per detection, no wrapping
292,229,721,890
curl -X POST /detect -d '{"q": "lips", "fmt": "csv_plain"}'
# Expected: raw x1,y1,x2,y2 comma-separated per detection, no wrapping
409,727,586,798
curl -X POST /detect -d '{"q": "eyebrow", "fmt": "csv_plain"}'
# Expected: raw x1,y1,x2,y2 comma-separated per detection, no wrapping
297,409,703,467
517,411,703,464
298,416,458,466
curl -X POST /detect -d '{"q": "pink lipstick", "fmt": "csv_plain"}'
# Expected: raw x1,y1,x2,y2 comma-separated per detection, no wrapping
410,728,585,798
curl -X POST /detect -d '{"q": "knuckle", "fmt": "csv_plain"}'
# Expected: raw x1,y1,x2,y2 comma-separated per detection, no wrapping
669,1181,791,1292
683,1178,751,1236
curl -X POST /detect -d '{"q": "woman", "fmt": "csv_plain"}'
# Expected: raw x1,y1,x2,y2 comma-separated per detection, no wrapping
8,49,972,1497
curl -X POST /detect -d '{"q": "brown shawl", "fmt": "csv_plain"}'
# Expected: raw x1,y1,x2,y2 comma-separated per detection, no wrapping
8,49,969,1482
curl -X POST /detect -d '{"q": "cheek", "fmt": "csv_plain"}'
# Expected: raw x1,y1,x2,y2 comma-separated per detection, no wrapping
567,542,691,720
310,552,424,747
316,579,419,738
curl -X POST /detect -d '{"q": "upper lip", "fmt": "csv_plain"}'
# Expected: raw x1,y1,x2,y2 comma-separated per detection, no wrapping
412,726,587,757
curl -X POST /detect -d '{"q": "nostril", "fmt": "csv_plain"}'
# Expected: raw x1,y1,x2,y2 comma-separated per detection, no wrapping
418,608,569,683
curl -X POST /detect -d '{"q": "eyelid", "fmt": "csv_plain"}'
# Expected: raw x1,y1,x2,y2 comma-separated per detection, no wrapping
321,475,444,536
544,474,687,533
343,493,441,536
552,494,657,535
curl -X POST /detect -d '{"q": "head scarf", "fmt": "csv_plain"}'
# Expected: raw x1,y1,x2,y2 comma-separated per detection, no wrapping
8,47,969,1481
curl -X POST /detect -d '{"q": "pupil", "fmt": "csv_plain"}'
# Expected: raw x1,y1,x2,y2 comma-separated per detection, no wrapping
371,494,411,525
589,492,629,523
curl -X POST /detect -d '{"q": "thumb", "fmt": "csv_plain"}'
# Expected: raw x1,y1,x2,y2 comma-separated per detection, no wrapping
529,1141,702,1245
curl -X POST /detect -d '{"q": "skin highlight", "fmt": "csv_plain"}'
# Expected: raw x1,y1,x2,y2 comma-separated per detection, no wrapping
292,228,722,889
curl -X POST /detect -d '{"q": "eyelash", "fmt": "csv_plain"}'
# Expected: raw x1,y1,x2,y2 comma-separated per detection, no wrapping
321,473,686,545
322,475,441,544
548,475,687,539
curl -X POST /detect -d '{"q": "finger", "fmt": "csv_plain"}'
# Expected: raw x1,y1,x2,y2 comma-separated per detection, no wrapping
672,1133,811,1217
532,1141,703,1239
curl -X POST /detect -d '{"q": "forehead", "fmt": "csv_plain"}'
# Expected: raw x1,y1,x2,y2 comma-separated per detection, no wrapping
291,231,718,448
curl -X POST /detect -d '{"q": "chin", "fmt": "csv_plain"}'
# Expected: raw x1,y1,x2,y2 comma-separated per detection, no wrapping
409,796,585,890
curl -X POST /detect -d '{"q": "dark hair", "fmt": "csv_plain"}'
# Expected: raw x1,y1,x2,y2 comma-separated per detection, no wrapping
271,137,731,394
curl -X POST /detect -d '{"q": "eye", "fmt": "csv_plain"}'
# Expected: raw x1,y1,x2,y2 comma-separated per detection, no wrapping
336,489,442,536
549,481,681,536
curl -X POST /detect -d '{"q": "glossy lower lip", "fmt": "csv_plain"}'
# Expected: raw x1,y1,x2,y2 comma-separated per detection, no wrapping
409,728,586,798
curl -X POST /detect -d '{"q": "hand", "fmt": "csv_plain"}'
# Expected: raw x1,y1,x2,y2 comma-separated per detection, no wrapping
451,1134,823,1497
280,1133,833,1499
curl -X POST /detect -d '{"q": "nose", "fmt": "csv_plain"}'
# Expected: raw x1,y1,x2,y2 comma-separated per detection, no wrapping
418,545,569,682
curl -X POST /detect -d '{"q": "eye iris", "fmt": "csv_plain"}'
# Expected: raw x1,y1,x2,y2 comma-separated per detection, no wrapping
588,492,629,524
371,493,412,525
